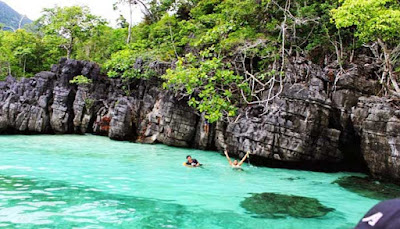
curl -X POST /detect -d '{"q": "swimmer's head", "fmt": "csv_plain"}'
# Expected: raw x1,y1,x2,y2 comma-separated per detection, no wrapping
233,160,238,165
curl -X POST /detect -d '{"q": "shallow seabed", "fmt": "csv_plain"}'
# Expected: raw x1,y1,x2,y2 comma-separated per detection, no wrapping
0,135,378,228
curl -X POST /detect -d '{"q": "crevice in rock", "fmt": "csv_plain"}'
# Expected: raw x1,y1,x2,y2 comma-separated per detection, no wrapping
339,124,369,173
66,87,76,134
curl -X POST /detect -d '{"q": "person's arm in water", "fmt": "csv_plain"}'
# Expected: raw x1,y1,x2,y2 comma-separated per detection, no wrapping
224,150,232,165
238,151,250,166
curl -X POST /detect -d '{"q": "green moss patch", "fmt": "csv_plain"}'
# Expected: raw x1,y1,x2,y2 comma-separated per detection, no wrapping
240,193,334,218
334,176,400,200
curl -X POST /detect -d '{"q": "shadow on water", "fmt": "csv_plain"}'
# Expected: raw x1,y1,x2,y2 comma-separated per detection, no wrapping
240,193,335,219
333,176,400,200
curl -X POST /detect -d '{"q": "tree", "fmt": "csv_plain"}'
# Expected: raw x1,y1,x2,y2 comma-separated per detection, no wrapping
114,0,162,43
162,53,246,122
114,0,147,43
116,15,129,28
75,25,127,64
0,29,44,78
332,0,400,94
106,0,377,122
38,6,105,59
11,30,38,77
0,45,13,78
40,34,65,70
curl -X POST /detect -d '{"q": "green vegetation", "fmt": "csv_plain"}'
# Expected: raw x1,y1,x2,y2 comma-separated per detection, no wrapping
38,6,106,59
103,0,346,122
0,5,126,80
240,192,334,218
0,29,47,79
85,98,95,110
163,54,245,122
334,176,400,200
1,0,400,122
332,0,400,94
70,75,93,85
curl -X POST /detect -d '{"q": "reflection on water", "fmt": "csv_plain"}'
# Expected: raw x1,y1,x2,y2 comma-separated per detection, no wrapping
0,135,381,228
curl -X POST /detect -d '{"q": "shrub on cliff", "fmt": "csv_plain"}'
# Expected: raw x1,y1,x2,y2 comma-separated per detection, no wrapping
105,0,344,122
162,54,246,122
70,75,93,85
3,0,400,123
332,0,400,95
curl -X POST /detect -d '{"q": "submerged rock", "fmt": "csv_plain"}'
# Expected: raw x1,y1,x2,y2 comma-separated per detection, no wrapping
334,176,400,200
240,192,334,218
281,177,304,181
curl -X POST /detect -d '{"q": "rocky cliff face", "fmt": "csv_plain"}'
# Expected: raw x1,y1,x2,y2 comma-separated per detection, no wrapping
1,58,399,182
352,97,400,181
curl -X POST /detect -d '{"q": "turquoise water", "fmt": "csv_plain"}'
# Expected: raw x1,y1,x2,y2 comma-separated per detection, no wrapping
0,135,378,228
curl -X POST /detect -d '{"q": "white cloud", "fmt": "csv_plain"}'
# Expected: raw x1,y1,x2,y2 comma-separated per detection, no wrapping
2,0,144,27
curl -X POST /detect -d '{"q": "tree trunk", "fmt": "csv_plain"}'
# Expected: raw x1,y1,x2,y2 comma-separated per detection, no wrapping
23,57,26,77
135,0,154,21
67,36,74,59
8,62,11,76
67,49,71,59
377,38,400,93
18,15,25,29
127,2,133,44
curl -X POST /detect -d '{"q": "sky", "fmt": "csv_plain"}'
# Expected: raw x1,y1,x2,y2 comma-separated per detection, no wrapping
2,0,144,27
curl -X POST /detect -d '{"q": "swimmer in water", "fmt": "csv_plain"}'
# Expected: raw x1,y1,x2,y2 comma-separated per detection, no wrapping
224,150,250,169
184,155,201,167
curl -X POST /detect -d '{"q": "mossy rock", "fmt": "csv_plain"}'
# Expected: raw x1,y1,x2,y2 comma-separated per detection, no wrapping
240,193,334,218
334,176,400,200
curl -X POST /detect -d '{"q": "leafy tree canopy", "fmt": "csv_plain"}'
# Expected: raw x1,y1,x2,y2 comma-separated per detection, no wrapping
37,6,106,59
2,1,400,122
332,0,400,44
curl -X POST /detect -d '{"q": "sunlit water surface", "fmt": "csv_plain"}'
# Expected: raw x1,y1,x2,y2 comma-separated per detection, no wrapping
0,135,378,228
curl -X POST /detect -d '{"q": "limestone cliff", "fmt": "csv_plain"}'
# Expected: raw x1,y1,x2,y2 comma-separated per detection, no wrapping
1,57,399,183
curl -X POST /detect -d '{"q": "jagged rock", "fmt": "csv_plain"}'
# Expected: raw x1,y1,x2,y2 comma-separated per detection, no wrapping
50,86,74,133
1,58,400,183
214,121,227,151
73,85,92,133
352,96,400,181
92,107,111,136
140,93,198,147
193,113,215,150
109,97,135,141
0,72,54,133
334,68,379,95
225,80,343,169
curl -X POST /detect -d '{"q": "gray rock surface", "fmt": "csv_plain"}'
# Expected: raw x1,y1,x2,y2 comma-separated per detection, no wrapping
1,58,399,182
352,96,400,181
0,72,54,133
140,93,198,147
225,79,342,170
